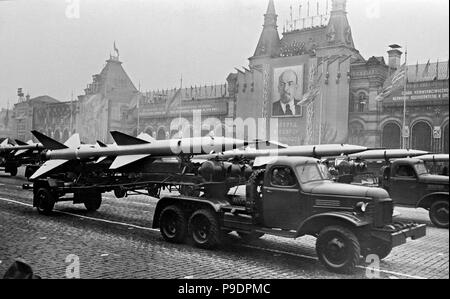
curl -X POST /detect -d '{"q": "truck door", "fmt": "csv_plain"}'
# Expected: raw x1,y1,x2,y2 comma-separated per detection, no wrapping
263,166,303,230
389,164,419,205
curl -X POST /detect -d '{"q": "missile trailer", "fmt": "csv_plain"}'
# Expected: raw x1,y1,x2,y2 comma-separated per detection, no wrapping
24,149,426,274
152,156,426,274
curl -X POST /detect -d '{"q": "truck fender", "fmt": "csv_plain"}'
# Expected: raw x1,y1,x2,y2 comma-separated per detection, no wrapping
296,212,371,237
416,192,449,210
152,196,229,229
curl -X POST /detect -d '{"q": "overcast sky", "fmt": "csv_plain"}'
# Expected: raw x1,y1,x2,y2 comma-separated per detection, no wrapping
0,0,448,109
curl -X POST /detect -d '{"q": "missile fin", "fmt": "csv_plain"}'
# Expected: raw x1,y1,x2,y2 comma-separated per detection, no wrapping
95,156,108,164
110,131,150,146
1,139,9,147
30,160,68,180
31,131,67,150
14,139,28,146
64,134,81,149
96,140,108,148
110,154,150,170
137,133,155,143
14,149,29,156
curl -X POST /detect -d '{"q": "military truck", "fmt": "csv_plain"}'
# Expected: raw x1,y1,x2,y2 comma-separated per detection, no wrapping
379,158,449,228
152,157,426,274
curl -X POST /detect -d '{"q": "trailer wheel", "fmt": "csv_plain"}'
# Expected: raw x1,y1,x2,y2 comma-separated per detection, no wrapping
159,205,188,244
8,166,18,177
237,232,265,242
361,242,392,260
316,226,360,274
84,193,102,212
188,209,221,249
114,188,127,199
147,184,160,198
429,200,449,228
35,188,56,215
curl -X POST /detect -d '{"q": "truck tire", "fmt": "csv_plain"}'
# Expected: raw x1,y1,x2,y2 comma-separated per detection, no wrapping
188,209,221,249
429,200,449,229
316,226,360,274
84,193,102,212
361,242,392,260
9,166,18,177
159,205,188,244
114,188,127,199
35,188,56,215
147,184,160,198
237,232,265,242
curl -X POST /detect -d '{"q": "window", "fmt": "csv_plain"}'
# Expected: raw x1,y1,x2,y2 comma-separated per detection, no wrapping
357,92,367,112
270,167,296,187
296,163,332,184
395,165,415,178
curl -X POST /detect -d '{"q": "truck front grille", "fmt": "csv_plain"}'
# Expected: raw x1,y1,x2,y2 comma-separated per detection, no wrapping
373,200,393,227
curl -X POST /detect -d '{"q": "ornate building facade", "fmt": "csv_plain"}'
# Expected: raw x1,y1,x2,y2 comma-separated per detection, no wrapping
8,0,449,153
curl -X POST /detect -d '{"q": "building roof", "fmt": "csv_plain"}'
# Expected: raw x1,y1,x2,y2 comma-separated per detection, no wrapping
29,95,60,104
407,61,449,83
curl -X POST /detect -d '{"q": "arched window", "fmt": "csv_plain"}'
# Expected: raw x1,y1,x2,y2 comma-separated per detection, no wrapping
411,121,432,152
145,127,153,138
157,128,166,140
62,129,69,142
382,123,401,149
357,92,368,112
54,130,61,142
443,123,449,154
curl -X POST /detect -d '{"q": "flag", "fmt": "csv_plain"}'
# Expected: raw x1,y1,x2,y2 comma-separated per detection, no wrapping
422,59,430,77
376,63,406,101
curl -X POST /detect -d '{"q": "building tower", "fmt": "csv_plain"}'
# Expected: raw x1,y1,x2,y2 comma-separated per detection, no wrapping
250,0,281,67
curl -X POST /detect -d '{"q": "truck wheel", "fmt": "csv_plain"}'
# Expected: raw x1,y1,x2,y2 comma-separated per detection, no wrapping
35,188,56,215
159,205,188,244
362,242,392,260
84,193,102,212
114,188,127,199
188,209,221,249
147,184,160,198
237,232,265,242
9,166,18,177
316,226,360,274
429,200,449,229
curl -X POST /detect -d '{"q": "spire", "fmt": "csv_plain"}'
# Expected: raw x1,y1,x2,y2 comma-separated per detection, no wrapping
252,0,281,58
266,0,276,15
325,0,354,48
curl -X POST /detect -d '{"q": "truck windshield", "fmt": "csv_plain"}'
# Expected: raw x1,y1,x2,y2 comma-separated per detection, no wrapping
296,163,332,183
414,163,429,176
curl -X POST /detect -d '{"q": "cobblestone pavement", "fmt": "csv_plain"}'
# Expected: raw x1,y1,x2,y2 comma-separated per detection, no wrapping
0,170,448,279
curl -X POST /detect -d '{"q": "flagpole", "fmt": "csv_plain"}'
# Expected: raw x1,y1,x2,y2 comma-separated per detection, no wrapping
137,81,140,136
402,47,408,149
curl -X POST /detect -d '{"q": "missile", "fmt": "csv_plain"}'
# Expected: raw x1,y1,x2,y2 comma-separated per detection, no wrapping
30,131,252,179
348,149,429,160
414,154,449,163
0,138,43,155
193,144,371,167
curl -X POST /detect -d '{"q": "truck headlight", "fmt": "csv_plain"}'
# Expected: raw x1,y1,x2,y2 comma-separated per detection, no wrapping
355,202,368,213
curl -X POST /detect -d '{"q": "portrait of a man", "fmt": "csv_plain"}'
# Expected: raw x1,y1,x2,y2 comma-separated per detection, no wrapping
272,66,303,117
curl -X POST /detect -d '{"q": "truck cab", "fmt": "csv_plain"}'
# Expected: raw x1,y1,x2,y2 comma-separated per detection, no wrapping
380,159,449,228
153,156,426,274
